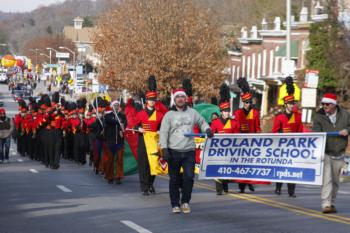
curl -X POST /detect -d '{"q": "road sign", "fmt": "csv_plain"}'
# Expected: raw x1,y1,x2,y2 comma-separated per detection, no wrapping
305,69,319,88
56,52,70,59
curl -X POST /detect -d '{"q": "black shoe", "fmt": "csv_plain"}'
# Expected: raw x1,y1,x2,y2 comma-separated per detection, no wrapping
115,179,122,185
239,189,245,193
142,190,150,196
95,169,99,175
149,185,156,194
108,179,113,184
217,191,223,195
248,184,255,192
275,189,281,195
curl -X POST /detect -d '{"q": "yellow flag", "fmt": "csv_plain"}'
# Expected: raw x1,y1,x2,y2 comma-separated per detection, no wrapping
143,131,168,175
278,83,301,105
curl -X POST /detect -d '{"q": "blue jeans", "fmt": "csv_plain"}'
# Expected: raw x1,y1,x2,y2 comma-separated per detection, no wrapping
0,137,11,161
168,149,195,207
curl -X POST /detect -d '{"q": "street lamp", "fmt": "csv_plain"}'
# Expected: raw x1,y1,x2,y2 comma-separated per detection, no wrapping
40,53,50,62
46,47,59,64
59,46,76,80
59,46,76,66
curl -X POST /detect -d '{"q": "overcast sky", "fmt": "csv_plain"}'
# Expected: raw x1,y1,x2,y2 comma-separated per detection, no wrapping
0,0,63,12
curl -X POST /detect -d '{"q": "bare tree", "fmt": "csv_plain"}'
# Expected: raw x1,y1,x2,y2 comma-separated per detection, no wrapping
94,0,226,99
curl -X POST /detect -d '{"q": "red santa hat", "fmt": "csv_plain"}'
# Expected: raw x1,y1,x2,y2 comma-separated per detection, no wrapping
0,108,5,115
170,88,187,107
321,93,337,105
173,88,187,99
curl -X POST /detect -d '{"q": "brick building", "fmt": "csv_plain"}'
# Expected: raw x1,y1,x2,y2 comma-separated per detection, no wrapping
228,3,328,116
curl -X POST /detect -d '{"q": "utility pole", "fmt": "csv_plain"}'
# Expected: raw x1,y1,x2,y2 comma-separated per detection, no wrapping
286,0,291,61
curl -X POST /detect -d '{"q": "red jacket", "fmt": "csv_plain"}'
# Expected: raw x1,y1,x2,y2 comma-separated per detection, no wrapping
135,108,164,132
22,114,33,134
84,117,96,133
50,114,63,129
14,114,24,130
69,117,84,134
211,117,240,134
271,112,303,133
234,108,261,133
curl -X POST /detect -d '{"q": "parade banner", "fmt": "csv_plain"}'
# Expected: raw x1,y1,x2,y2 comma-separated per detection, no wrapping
199,133,327,185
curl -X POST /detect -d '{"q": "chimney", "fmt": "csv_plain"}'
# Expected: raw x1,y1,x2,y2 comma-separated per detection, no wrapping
300,7,308,22
274,17,281,31
250,26,258,39
241,27,248,39
261,18,268,30
315,1,323,15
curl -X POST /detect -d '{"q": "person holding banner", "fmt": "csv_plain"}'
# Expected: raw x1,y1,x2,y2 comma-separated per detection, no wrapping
235,77,269,193
272,78,303,197
160,88,212,214
135,76,164,196
211,84,240,195
312,93,350,214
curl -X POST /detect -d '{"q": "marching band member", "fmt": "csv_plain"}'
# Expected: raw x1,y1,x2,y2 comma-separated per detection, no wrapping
235,77,270,193
272,76,303,197
211,83,240,195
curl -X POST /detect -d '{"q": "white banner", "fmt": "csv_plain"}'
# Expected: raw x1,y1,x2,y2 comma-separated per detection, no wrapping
199,133,327,185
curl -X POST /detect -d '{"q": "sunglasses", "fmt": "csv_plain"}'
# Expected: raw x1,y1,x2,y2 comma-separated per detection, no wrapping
322,103,331,106
244,101,252,104
175,95,186,99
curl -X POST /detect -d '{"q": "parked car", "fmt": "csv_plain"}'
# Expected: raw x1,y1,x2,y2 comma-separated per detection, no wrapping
12,83,33,99
0,72,8,84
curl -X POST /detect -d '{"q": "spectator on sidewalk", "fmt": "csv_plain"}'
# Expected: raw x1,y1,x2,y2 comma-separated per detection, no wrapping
0,108,14,163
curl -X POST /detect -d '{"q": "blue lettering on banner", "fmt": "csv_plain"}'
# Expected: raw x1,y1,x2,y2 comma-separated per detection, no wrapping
205,165,315,182
277,137,318,148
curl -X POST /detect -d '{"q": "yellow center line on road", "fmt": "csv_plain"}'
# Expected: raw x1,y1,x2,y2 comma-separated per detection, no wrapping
193,181,350,225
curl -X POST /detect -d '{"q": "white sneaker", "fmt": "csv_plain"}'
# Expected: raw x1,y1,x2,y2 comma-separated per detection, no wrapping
181,203,191,214
172,206,181,213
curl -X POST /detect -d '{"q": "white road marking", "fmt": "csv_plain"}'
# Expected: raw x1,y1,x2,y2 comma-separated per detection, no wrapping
17,159,23,162
56,185,72,193
29,169,38,173
121,220,152,233
338,191,350,195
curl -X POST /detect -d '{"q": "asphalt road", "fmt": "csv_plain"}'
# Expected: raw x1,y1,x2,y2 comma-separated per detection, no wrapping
1,83,350,233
